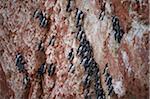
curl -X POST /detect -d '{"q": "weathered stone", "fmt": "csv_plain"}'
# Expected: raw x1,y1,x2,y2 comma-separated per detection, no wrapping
0,0,148,99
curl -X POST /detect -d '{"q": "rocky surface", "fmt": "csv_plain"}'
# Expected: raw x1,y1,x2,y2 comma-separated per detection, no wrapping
0,0,149,99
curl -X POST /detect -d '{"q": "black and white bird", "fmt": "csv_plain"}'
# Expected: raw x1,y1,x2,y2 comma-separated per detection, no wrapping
66,0,74,12
68,63,75,73
67,48,74,62
108,85,114,96
33,9,48,28
83,74,91,89
37,63,46,76
75,8,84,27
15,53,25,73
23,74,30,89
40,17,48,27
48,63,56,76
112,16,124,43
49,35,55,46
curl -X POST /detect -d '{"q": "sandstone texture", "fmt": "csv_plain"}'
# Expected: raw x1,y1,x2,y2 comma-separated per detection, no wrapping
0,0,149,99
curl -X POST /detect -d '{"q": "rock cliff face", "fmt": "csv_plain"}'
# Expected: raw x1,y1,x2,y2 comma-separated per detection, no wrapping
0,0,149,99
